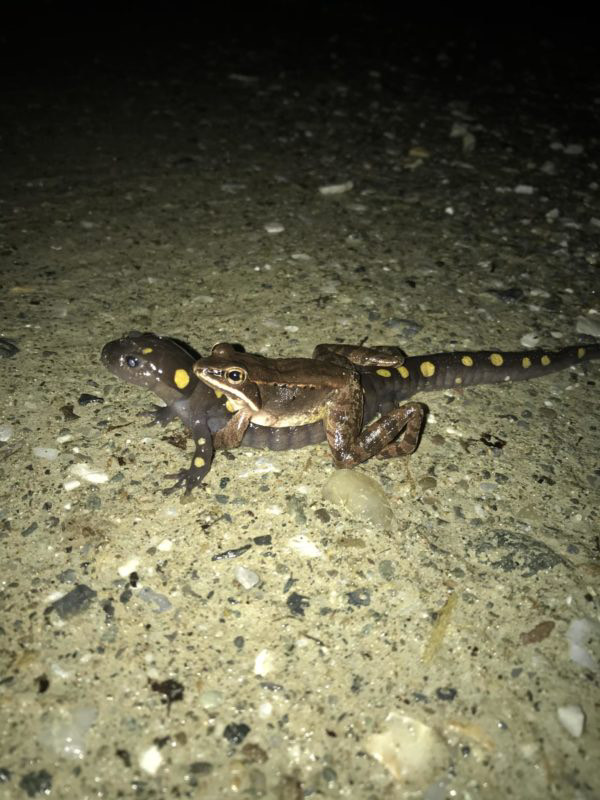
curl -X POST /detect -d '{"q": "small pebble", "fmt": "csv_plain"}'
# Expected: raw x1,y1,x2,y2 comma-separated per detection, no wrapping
33,446,59,461
254,649,275,677
264,222,284,234
235,565,260,589
520,333,540,349
565,618,599,671
46,584,97,619
514,184,535,194
69,463,109,484
139,745,162,775
557,704,585,737
287,534,322,558
318,180,353,195
199,690,224,709
0,424,13,442
138,587,171,613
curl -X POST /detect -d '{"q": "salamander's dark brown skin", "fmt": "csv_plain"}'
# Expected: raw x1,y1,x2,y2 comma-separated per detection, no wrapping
101,333,600,493
194,342,424,468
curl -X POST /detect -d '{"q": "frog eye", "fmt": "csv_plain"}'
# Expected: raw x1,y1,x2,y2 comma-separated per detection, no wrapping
126,355,141,368
226,368,246,384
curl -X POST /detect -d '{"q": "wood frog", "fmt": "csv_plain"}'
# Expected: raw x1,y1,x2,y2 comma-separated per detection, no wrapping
192,342,425,467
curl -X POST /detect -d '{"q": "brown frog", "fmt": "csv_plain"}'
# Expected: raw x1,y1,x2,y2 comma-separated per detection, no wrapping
192,342,425,467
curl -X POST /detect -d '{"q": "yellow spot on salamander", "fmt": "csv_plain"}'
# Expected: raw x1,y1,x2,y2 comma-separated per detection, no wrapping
577,347,585,359
225,400,235,413
541,355,551,366
420,361,435,378
454,376,463,385
194,456,205,468
174,368,190,389
214,389,223,399
197,437,206,446
376,368,391,378
490,353,504,367
142,347,153,355
397,365,409,379
461,355,473,367
522,357,531,369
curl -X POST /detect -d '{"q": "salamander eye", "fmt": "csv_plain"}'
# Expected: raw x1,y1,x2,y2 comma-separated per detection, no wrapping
226,368,246,384
126,355,141,368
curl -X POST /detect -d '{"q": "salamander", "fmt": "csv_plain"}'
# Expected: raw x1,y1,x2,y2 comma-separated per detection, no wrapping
101,333,599,493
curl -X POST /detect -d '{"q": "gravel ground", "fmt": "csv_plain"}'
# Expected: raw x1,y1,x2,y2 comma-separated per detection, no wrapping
1,4,599,799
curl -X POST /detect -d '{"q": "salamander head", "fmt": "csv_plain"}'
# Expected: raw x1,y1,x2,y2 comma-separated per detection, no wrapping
101,332,198,395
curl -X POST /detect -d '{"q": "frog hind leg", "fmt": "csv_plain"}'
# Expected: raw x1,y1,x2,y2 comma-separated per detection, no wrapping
324,375,425,467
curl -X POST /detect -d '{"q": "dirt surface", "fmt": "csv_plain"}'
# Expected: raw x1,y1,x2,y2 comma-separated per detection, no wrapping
1,5,599,798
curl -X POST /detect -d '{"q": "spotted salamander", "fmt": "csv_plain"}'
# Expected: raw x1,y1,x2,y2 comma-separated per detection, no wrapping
101,333,599,493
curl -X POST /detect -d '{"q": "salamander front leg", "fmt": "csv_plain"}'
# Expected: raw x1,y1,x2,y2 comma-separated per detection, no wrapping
163,416,215,494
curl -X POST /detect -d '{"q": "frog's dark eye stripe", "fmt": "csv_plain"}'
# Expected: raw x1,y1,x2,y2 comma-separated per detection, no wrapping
126,355,141,368
226,368,246,384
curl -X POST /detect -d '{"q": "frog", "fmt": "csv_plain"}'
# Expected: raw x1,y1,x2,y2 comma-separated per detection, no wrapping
192,342,425,467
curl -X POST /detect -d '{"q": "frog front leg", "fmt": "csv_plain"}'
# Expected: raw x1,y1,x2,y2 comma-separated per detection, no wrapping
313,343,405,368
212,409,252,450
324,373,424,467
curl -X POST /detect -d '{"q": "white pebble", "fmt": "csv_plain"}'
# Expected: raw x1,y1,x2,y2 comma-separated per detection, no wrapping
0,424,13,442
63,479,81,492
565,618,600,671
33,446,59,460
520,333,540,349
118,557,140,578
287,534,322,558
235,565,260,589
258,701,273,718
514,184,535,195
139,745,162,775
264,222,284,234
557,704,585,737
254,648,275,676
199,689,223,709
69,463,109,484
318,180,353,195
157,539,173,552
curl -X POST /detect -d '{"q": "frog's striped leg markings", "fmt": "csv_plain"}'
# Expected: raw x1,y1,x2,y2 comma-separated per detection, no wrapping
376,403,425,459
323,373,426,468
